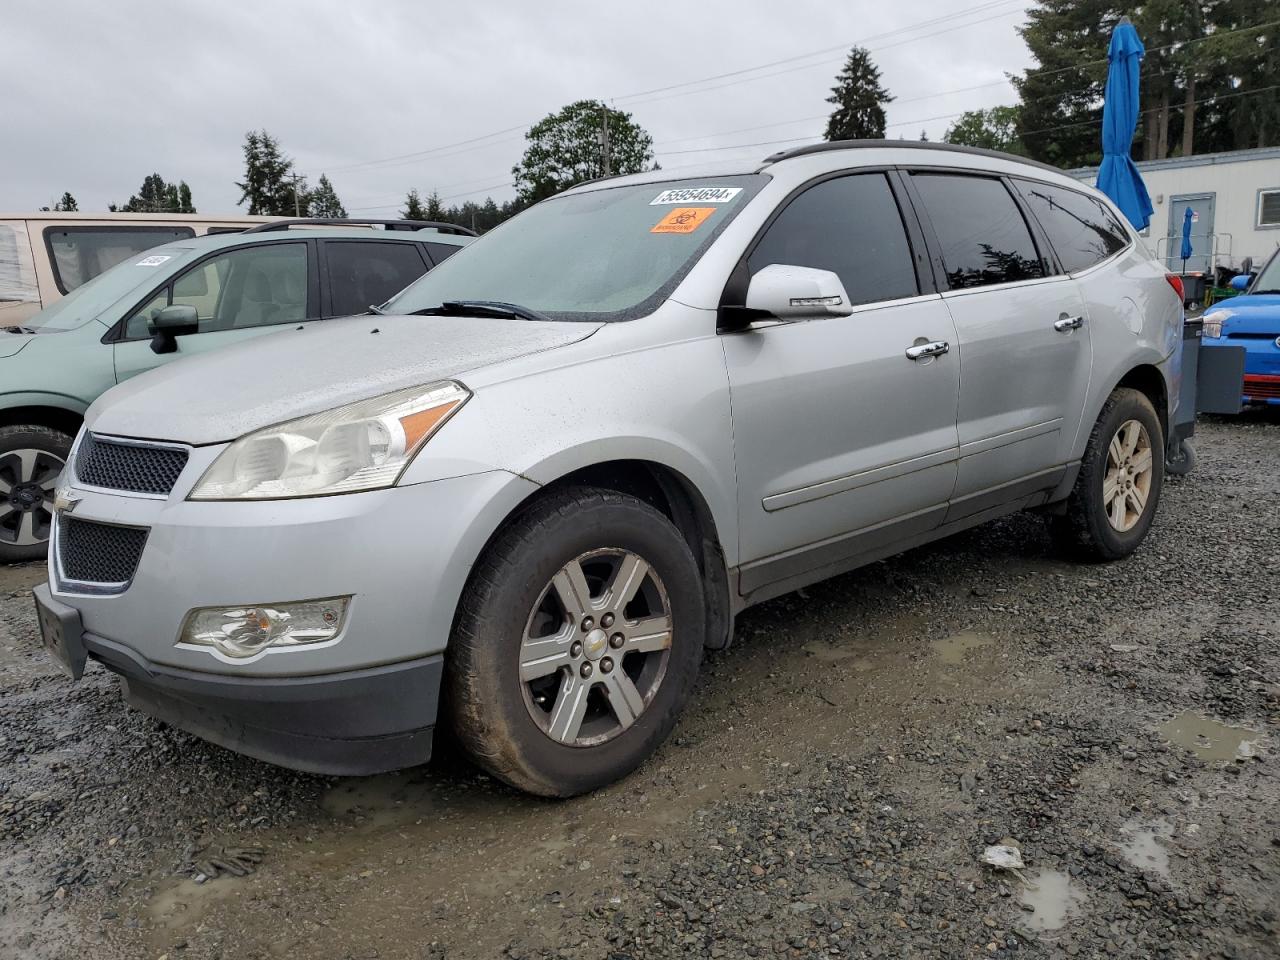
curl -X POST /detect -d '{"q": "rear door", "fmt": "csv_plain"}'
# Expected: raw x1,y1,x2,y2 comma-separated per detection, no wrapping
320,239,431,317
721,171,960,594
906,171,1091,517
112,240,318,383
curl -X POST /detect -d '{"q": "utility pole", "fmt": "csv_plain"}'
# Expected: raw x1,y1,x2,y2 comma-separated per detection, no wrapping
599,103,611,177
291,174,304,217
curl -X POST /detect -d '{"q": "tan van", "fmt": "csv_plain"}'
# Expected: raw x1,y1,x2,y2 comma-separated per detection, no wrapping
0,212,277,327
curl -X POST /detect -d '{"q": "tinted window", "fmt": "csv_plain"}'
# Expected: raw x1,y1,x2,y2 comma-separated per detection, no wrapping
326,241,427,316
912,174,1044,290
425,241,464,265
124,242,309,338
43,226,194,293
1016,181,1128,272
747,174,918,307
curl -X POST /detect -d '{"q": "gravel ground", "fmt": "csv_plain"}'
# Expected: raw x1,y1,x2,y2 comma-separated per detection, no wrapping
1,413,1277,960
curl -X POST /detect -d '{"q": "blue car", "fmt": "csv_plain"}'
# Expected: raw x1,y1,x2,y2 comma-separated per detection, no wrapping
1202,248,1280,405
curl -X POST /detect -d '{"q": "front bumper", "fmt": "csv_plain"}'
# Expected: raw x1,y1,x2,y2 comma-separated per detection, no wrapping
39,579,442,775
43,461,540,773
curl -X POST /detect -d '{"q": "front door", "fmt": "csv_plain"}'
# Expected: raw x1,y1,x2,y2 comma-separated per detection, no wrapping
721,172,960,596
1166,193,1215,274
908,172,1092,514
113,240,316,383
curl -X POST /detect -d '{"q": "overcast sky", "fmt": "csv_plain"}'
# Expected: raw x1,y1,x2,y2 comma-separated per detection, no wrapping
4,0,1035,215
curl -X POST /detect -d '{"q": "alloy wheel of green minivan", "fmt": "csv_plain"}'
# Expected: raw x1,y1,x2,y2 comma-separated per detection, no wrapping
0,425,71,563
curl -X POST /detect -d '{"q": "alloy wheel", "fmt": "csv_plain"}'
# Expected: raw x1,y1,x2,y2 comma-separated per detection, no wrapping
520,548,673,747
0,448,64,547
1103,419,1153,533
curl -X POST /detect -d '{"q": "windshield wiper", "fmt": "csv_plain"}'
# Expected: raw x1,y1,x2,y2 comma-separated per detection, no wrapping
1249,288,1280,295
366,304,387,315
410,300,552,323
2,325,37,334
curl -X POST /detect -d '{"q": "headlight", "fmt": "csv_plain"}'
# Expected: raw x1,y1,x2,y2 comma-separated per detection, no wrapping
1201,310,1230,339
189,381,468,500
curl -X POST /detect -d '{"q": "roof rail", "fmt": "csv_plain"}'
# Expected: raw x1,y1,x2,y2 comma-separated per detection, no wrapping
761,139,1065,176
241,218,478,237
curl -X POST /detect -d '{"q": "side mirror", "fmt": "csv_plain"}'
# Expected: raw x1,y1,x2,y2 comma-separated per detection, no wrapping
1229,274,1250,292
744,264,854,321
147,304,198,355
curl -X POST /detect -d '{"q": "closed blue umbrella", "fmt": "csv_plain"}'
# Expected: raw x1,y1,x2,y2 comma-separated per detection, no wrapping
1180,206,1193,269
1096,17,1154,230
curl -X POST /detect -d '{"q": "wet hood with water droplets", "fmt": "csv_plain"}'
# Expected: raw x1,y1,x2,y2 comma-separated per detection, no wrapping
86,313,602,445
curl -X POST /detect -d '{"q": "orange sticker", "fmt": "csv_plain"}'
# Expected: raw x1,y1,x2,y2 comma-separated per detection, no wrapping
651,206,716,234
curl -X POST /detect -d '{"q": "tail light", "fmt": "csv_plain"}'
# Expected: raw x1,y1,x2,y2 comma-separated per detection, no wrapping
1165,274,1184,301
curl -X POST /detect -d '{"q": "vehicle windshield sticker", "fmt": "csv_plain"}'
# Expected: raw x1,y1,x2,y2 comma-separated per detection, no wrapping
650,187,742,205
135,255,172,267
651,207,716,234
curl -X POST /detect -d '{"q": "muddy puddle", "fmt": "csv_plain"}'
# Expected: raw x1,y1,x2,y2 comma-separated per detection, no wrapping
1119,818,1172,878
1158,710,1260,761
1019,868,1087,932
930,630,995,664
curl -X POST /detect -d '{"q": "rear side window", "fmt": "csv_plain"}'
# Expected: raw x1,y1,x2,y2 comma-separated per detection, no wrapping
325,241,428,317
748,173,918,307
44,226,195,294
425,241,465,265
1015,181,1128,272
0,223,37,303
912,174,1044,290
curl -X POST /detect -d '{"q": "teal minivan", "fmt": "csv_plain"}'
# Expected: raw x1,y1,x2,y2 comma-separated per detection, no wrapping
0,220,472,561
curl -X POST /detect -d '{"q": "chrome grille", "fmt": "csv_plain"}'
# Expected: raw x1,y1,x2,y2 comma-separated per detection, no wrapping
75,434,188,495
57,516,148,586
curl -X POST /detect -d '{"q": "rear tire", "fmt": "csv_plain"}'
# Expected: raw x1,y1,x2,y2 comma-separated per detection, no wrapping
1052,388,1164,562
0,425,72,564
446,487,705,797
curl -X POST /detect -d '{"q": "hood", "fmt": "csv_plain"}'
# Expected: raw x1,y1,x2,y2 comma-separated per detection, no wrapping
1213,294,1280,337
87,313,602,444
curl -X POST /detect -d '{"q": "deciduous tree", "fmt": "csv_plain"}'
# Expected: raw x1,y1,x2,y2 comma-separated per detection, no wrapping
512,100,654,204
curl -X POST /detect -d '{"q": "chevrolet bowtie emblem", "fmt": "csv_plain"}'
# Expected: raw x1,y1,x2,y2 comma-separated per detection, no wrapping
53,491,80,514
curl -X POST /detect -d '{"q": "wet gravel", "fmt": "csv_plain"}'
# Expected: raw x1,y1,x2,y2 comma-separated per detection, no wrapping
1,412,1277,960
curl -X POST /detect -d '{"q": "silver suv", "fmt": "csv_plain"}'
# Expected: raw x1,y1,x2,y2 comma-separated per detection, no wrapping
35,142,1182,797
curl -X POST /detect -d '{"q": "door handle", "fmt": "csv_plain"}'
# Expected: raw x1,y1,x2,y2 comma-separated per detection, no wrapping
1054,315,1084,332
905,340,949,361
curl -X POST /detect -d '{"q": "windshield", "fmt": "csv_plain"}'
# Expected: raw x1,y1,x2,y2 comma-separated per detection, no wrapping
386,175,766,321
24,244,194,332
1250,250,1280,294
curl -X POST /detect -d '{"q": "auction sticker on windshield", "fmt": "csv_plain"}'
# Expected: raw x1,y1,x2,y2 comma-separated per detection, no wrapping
651,207,716,234
650,187,742,205
136,255,172,267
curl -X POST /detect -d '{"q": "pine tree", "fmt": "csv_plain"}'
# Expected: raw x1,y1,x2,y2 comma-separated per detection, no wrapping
236,130,299,215
424,191,445,221
307,174,347,218
119,174,196,213
824,47,893,141
401,189,427,220
53,192,78,212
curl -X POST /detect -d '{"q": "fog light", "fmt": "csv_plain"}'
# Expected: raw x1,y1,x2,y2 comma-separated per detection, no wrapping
179,597,350,659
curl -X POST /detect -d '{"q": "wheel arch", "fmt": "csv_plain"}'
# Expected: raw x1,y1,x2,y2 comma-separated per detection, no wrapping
1113,362,1171,440
0,400,85,437
468,455,736,650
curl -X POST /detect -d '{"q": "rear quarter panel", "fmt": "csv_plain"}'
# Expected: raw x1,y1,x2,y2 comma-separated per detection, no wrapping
1071,244,1182,456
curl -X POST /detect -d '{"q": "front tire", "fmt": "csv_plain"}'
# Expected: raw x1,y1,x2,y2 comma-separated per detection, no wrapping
1052,388,1164,561
0,425,72,564
446,487,705,797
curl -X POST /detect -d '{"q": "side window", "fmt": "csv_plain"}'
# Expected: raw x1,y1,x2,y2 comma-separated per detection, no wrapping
0,223,37,304
325,241,428,316
123,242,308,339
43,227,194,293
747,173,918,307
1015,181,1129,272
425,241,464,265
911,174,1045,290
